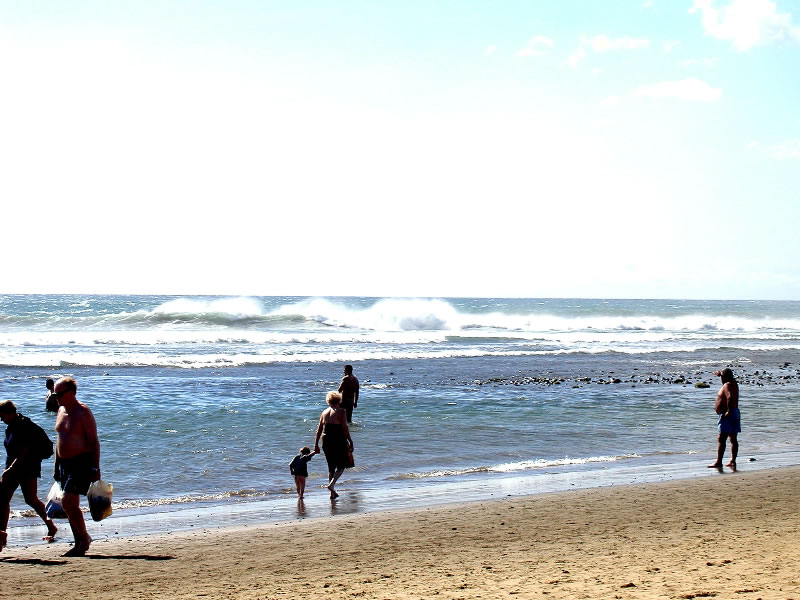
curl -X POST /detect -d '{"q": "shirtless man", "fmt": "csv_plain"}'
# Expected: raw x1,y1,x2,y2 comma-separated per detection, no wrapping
338,365,360,423
708,368,740,469
53,377,100,557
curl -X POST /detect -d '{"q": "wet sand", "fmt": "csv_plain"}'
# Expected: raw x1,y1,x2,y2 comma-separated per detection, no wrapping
1,466,798,599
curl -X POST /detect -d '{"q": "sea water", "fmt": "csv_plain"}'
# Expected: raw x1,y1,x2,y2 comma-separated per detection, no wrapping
2,295,800,543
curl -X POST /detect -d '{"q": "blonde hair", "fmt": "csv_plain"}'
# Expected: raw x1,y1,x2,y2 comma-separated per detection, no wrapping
326,391,342,407
56,376,78,393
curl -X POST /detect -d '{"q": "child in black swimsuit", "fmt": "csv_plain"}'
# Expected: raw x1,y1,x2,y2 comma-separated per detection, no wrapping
289,446,317,499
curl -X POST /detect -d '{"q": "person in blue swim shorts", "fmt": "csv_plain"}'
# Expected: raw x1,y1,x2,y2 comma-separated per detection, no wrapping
708,368,740,469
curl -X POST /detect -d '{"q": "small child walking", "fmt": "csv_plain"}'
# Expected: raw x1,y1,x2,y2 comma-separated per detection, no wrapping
289,446,317,498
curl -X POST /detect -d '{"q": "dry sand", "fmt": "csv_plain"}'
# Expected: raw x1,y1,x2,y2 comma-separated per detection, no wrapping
1,466,798,600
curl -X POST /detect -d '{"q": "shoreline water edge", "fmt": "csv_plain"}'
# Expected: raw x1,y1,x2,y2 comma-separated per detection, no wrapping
2,295,800,550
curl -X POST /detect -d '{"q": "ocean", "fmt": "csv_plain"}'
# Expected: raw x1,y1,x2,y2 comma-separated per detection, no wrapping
2,295,800,545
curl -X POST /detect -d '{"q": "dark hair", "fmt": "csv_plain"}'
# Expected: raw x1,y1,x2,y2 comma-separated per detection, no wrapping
300,446,311,455
720,368,735,384
344,365,353,374
46,378,55,388
0,400,17,416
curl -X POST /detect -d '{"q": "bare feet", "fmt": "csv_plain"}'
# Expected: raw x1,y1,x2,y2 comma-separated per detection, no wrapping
707,463,722,468
62,536,91,557
43,520,58,542
0,530,7,552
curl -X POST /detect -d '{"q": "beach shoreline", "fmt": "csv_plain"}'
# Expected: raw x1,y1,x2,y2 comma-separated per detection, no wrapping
6,448,800,549
2,465,798,599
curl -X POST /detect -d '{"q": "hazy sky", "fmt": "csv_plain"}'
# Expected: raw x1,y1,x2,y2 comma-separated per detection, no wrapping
1,0,798,299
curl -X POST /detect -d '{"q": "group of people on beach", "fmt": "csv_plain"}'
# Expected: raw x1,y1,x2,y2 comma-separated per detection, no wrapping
290,364,359,499
3,364,740,557
1,376,101,557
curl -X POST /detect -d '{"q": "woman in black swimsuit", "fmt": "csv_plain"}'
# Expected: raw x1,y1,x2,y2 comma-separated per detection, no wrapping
314,391,353,499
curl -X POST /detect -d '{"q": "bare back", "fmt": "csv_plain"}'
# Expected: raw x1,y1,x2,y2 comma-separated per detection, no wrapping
320,406,348,426
338,375,359,405
715,381,739,415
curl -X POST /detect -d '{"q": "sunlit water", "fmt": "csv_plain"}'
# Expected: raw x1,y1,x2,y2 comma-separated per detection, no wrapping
2,295,799,544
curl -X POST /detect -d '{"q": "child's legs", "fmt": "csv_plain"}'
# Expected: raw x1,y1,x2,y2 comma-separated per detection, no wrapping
294,475,306,496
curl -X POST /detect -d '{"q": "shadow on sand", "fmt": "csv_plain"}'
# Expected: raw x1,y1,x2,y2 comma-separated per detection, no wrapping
0,557,67,566
87,554,174,561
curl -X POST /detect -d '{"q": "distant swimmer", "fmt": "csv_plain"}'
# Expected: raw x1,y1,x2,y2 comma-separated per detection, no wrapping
707,368,740,470
45,378,59,412
338,365,359,423
0,400,58,552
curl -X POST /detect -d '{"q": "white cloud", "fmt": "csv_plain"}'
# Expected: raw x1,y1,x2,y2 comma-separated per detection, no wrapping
751,139,800,159
566,34,649,68
679,57,719,67
663,40,681,52
565,46,586,68
603,95,622,105
517,36,553,57
633,78,722,101
769,141,800,159
689,0,800,50
642,0,655,9
484,45,497,56
583,35,650,52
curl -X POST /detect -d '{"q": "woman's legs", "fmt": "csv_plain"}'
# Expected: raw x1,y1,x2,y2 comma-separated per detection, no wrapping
327,468,345,499
19,478,57,539
0,483,14,551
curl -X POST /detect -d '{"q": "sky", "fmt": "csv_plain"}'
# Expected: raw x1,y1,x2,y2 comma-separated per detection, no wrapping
1,0,798,299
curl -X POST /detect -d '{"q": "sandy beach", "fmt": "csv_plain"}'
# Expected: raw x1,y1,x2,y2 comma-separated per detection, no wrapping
1,466,798,600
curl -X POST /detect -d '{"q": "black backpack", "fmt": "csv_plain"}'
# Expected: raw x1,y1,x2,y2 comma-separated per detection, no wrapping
20,415,54,460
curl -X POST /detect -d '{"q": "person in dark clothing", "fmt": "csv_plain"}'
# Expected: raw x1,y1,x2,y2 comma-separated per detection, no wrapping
0,400,58,552
45,378,59,413
314,391,354,499
338,365,359,423
289,446,318,498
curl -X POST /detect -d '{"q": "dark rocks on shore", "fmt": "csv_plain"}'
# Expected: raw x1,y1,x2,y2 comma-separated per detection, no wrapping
468,363,800,389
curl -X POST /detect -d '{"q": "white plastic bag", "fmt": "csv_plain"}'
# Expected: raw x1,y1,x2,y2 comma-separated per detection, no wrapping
87,480,113,522
45,482,67,519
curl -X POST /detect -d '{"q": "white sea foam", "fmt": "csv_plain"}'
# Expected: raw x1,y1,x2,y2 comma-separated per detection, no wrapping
152,297,266,319
392,454,643,479
2,295,800,367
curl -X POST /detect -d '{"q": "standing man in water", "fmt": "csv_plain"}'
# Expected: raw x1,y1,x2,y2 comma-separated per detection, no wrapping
338,364,360,423
53,377,101,557
708,368,740,469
